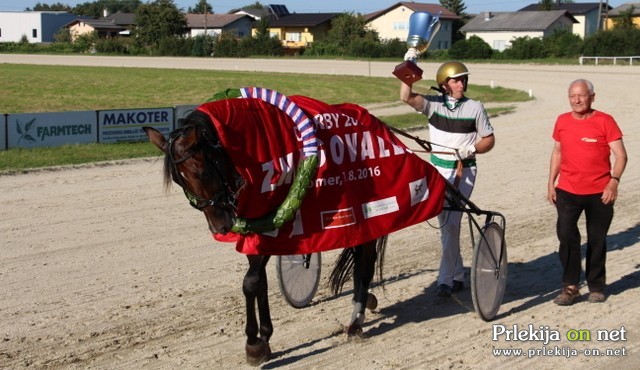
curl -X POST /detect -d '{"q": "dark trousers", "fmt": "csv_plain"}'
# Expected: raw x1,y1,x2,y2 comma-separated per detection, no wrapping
555,188,614,292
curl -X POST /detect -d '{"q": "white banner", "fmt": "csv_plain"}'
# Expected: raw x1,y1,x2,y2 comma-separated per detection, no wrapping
98,107,172,144
7,111,96,149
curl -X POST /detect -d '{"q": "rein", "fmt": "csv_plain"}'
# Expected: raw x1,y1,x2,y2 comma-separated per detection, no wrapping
387,125,465,187
168,125,239,212
387,125,458,155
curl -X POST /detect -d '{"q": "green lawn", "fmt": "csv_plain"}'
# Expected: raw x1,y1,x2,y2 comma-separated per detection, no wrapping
0,63,531,173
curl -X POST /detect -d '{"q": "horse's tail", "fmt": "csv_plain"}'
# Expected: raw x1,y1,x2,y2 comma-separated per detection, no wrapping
329,235,388,295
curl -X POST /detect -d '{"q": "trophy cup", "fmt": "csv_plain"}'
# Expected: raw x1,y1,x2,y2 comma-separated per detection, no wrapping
393,11,441,84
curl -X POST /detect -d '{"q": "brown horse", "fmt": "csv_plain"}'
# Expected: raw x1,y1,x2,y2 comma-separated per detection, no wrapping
143,109,386,366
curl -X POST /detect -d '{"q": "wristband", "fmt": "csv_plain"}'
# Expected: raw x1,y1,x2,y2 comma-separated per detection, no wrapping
611,176,620,182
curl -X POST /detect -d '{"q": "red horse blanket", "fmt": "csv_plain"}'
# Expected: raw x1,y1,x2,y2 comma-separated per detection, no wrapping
197,88,446,255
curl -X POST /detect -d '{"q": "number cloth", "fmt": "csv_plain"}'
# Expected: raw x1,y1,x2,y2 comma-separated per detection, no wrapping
199,87,446,255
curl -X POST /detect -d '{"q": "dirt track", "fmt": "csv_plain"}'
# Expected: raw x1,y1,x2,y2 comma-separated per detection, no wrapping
1,55,639,369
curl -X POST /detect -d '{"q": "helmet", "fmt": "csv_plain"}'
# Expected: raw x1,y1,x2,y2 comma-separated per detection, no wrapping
436,61,470,89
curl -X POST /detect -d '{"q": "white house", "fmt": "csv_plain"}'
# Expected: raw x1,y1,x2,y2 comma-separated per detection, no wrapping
460,10,577,51
365,2,461,51
185,13,254,38
0,11,81,43
518,2,611,38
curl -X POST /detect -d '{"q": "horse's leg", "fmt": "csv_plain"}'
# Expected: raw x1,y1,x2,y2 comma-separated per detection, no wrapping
243,255,272,366
346,241,377,336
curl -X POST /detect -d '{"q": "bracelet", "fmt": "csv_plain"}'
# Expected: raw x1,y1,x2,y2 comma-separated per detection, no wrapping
611,176,620,182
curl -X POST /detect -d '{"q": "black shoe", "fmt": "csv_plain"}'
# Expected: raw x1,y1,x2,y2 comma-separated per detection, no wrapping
436,284,452,298
452,280,464,292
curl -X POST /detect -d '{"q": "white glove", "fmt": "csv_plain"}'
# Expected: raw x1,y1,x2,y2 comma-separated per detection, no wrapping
404,48,418,62
456,145,476,160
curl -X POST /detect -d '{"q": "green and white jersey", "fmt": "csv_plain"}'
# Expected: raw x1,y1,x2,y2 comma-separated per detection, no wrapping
419,94,493,163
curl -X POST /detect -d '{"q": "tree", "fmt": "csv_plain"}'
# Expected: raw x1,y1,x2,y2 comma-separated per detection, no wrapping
440,0,466,15
188,0,213,14
324,13,376,51
28,2,71,11
613,5,638,30
538,0,555,11
230,2,265,14
72,0,143,17
440,0,468,44
134,0,187,51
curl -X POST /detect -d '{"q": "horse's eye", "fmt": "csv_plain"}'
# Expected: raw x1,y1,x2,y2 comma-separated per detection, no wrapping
201,170,214,181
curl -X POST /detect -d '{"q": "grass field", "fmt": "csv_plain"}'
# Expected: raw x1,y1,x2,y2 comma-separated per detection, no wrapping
0,63,530,173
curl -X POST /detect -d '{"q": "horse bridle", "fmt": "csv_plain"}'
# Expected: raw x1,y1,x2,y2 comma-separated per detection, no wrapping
168,125,239,213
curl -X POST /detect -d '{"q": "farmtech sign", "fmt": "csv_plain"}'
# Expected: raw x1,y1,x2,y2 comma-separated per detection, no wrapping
7,111,96,149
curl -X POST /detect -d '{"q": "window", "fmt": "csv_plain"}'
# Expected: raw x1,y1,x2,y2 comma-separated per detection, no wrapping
32,29,37,38
493,40,506,51
393,22,409,30
286,32,301,42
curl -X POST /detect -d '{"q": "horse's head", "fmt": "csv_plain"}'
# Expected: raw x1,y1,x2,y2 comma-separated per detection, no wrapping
143,111,242,235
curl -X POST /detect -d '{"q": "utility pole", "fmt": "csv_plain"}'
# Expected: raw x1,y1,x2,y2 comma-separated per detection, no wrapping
597,0,603,31
204,1,208,36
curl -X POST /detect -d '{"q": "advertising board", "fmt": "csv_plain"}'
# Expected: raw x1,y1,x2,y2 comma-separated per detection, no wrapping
6,111,97,149
98,107,173,143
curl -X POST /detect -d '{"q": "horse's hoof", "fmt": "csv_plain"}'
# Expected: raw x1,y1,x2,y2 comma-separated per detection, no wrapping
245,339,271,366
366,293,378,310
346,323,363,337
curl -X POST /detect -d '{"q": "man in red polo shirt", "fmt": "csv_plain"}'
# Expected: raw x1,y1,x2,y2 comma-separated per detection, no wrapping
547,79,627,305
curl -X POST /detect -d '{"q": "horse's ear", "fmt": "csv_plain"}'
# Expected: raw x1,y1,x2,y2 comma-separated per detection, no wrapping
142,126,168,153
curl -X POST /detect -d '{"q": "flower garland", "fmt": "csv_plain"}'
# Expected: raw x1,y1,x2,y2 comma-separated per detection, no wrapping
207,87,319,234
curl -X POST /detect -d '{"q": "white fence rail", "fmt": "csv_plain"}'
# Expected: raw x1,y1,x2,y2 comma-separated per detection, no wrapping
579,56,640,65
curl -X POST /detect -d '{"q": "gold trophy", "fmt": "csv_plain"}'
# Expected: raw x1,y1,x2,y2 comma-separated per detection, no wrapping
393,11,441,84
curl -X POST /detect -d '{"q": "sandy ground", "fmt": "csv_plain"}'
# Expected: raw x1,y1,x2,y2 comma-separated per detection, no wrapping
1,55,639,369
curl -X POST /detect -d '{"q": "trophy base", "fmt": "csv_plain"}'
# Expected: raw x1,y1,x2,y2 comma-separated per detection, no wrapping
393,61,423,84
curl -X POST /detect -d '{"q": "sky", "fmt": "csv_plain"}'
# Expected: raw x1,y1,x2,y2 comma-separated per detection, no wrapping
0,0,627,14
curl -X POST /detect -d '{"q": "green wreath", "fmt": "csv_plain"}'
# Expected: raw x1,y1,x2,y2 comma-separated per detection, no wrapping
207,88,319,235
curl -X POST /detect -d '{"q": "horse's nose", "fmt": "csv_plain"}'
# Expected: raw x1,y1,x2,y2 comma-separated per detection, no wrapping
209,221,228,235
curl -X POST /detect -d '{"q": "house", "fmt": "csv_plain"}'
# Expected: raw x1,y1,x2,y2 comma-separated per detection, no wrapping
518,2,611,38
261,13,339,53
65,12,135,41
231,4,289,21
605,2,640,30
185,13,254,38
460,10,577,51
0,11,82,43
364,2,461,51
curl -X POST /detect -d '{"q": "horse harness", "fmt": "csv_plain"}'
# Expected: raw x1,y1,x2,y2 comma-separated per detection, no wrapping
168,124,240,213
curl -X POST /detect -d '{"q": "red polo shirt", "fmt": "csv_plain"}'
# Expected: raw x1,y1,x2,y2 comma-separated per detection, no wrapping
552,110,623,195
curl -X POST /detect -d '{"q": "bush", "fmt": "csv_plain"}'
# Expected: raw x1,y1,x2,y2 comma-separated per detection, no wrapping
583,28,640,56
246,35,284,56
72,32,97,53
502,36,547,59
191,34,215,57
304,40,342,56
94,37,134,54
449,36,493,59
156,36,193,56
543,29,583,57
347,38,382,58
213,33,244,57
379,38,407,58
